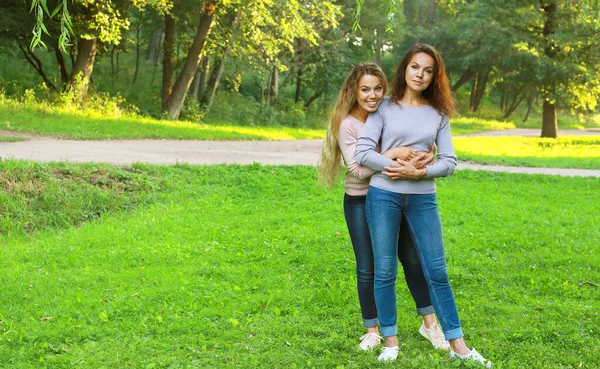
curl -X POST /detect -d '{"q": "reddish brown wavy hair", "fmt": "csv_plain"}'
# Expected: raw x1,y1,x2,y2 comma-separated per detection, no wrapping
389,44,455,117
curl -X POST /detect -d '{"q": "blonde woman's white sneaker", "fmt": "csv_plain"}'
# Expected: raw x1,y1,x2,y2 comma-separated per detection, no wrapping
418,322,450,350
377,346,399,361
450,348,492,368
359,332,383,350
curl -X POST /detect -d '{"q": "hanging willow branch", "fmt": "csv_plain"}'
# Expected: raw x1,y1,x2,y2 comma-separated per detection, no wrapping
29,0,73,52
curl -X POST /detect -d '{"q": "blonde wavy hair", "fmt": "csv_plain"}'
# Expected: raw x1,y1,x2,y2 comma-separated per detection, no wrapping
318,62,388,188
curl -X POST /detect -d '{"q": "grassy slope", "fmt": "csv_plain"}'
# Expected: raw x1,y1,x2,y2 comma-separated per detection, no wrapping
0,101,324,141
0,165,598,368
0,160,165,236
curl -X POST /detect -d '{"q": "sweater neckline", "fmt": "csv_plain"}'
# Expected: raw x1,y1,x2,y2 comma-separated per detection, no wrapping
347,114,366,125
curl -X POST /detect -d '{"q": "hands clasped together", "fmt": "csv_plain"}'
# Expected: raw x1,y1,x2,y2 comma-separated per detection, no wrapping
382,146,435,180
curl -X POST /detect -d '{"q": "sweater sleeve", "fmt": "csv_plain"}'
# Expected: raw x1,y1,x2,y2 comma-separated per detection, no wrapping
338,120,376,180
424,116,457,179
355,109,393,171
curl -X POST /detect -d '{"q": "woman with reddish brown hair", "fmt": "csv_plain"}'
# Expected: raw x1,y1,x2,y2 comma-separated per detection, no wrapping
319,62,448,352
356,44,492,367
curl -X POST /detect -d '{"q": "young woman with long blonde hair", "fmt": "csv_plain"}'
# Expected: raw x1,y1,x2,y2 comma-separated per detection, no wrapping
319,62,448,352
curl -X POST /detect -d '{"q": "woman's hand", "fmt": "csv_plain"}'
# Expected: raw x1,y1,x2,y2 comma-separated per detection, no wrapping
410,151,435,169
382,146,417,161
382,156,428,180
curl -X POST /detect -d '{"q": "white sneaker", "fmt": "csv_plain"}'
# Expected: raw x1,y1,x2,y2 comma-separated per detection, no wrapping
377,346,399,361
450,348,493,368
419,322,450,350
359,332,383,350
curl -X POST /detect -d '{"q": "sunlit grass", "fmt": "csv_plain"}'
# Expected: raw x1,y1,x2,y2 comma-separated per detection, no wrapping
0,96,530,142
515,112,600,129
454,136,600,169
0,97,324,140
452,117,516,135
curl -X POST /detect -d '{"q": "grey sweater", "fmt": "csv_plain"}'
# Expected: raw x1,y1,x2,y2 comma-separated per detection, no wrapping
355,98,457,194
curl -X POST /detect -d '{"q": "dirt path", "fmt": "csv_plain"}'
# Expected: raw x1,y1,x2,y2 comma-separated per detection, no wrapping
1,129,599,177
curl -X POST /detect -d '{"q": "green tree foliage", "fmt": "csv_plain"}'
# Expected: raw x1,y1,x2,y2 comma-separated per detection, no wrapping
13,0,600,128
179,0,341,116
354,0,600,137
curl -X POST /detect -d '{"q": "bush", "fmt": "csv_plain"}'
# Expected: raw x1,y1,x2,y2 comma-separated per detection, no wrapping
202,92,328,128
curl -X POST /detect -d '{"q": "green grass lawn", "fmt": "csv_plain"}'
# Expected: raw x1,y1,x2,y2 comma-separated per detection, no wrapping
513,112,600,130
454,136,600,170
0,163,598,368
451,117,516,135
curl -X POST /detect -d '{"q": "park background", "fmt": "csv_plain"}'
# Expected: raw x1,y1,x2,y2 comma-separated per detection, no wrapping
0,0,599,368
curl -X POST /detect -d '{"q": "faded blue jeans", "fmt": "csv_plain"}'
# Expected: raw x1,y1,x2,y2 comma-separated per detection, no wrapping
344,193,434,328
366,186,463,340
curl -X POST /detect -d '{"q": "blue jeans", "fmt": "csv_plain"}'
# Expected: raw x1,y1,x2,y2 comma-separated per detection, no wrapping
366,187,463,340
344,193,434,328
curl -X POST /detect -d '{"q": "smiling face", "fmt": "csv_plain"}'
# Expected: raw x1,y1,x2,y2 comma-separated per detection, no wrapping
405,52,435,94
354,74,385,115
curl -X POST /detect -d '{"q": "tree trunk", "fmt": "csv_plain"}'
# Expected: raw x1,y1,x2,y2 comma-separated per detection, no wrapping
151,58,159,86
133,9,144,85
416,0,425,26
164,0,216,120
146,28,163,63
69,48,76,68
54,38,69,86
200,10,238,108
295,65,303,103
279,68,294,90
270,67,279,103
404,0,417,27
540,0,558,138
503,89,525,120
110,45,120,78
70,37,97,105
201,22,236,107
265,69,272,106
541,100,557,137
374,32,382,66
191,70,201,97
451,67,474,92
109,45,115,76
304,89,324,109
426,0,436,29
201,52,227,107
161,13,175,110
196,57,210,106
523,95,535,123
16,41,57,91
469,68,490,112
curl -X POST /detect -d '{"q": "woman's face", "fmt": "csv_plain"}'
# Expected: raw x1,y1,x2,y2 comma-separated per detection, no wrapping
354,74,384,114
405,52,435,93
